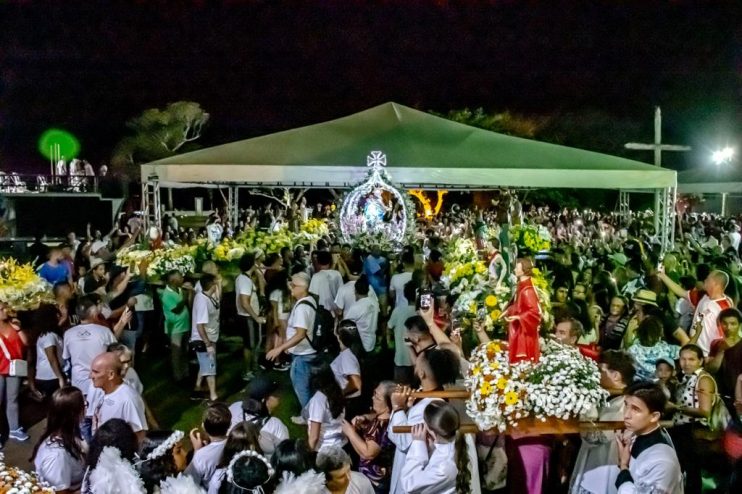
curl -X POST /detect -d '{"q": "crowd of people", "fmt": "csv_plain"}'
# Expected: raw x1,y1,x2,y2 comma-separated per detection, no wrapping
1,193,742,493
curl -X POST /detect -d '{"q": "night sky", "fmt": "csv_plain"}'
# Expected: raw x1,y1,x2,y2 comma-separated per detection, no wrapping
1,0,739,174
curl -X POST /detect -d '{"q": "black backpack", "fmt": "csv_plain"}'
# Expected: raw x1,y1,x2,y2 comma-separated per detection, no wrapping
297,296,338,355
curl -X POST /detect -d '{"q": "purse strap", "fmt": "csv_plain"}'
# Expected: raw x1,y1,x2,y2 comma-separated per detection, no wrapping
0,335,12,361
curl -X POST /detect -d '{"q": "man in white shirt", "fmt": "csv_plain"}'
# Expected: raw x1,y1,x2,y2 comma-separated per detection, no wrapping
185,403,230,489
63,296,129,394
88,352,147,442
316,446,374,494
387,281,417,384
266,272,318,423
235,253,266,381
191,273,221,401
344,276,379,353
334,278,377,320
309,251,343,313
388,251,415,310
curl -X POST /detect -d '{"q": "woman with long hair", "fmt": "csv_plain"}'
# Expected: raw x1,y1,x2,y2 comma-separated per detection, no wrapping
207,421,264,494
32,387,86,493
271,439,324,494
400,401,470,494
266,269,291,371
28,304,67,400
341,381,396,493
331,320,365,419
0,301,29,442
136,430,189,492
306,363,346,451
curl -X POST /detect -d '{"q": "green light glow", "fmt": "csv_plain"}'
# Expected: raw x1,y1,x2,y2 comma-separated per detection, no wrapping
38,128,80,160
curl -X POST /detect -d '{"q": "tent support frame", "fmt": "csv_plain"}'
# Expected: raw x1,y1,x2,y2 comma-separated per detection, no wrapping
657,186,676,253
618,190,630,226
141,175,161,232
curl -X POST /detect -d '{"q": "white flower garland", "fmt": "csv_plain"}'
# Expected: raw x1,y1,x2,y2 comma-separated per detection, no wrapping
142,430,184,463
226,449,275,491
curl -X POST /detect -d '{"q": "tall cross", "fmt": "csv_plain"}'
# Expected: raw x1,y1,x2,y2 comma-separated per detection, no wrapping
625,107,691,236
625,107,691,166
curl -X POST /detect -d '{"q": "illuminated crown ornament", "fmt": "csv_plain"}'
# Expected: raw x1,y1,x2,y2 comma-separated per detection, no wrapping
339,151,408,249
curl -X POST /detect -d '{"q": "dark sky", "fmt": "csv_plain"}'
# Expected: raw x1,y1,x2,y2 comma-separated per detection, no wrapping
1,0,739,173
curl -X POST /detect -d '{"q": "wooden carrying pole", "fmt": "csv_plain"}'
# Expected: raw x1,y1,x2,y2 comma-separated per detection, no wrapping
392,388,625,435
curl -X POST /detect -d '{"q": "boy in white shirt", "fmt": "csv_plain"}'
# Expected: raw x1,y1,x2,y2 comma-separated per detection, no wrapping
185,403,230,489
344,276,379,353
310,251,343,313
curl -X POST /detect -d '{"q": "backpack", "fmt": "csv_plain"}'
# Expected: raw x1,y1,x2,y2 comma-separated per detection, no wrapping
297,296,338,355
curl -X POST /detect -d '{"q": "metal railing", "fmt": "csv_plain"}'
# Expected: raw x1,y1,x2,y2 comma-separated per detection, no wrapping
0,173,101,194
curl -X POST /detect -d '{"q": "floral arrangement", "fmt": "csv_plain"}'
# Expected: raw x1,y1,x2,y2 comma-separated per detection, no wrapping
444,237,479,265
349,229,402,253
0,452,54,492
510,223,552,253
0,258,54,311
146,246,197,279
529,266,553,329
525,340,608,421
466,339,608,432
300,218,330,238
115,246,155,268
211,237,246,263
466,341,530,431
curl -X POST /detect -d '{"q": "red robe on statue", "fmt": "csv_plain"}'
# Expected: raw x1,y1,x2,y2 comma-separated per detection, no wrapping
505,277,541,363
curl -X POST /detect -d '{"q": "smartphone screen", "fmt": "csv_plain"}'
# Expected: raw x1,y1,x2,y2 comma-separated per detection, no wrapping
420,293,433,310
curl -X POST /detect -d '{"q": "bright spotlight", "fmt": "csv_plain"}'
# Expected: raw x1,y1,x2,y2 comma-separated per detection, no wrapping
712,147,735,165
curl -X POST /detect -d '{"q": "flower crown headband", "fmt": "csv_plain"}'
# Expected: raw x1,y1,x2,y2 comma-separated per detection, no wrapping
135,430,184,465
226,449,275,493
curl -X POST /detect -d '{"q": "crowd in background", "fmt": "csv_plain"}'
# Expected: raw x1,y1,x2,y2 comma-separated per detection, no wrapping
2,193,742,493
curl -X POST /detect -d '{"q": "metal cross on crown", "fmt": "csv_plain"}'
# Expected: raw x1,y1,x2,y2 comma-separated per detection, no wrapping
366,151,387,170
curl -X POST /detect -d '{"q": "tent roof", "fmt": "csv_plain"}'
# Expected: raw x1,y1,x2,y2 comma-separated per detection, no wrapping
678,166,742,194
142,102,676,189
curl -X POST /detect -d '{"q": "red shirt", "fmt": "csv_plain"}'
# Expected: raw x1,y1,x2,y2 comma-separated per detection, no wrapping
0,327,25,375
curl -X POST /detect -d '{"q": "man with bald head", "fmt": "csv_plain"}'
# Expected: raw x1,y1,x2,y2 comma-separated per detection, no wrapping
87,352,147,441
659,268,733,356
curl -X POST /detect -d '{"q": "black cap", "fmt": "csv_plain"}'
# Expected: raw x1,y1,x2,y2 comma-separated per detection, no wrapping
242,375,279,411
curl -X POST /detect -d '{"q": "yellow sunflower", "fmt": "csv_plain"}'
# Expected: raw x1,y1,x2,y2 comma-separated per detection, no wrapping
496,377,508,390
480,381,493,397
489,309,502,321
505,391,519,406
485,295,498,307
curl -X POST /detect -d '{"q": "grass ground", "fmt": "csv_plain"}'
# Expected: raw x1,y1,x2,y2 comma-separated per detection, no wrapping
138,335,307,439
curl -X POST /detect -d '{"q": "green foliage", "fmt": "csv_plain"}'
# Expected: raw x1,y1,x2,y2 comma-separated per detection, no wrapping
434,107,548,138
111,101,209,179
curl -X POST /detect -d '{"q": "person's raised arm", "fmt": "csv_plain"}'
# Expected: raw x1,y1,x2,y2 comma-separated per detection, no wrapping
656,268,689,300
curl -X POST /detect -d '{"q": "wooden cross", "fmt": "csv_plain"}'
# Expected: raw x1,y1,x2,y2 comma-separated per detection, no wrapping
625,107,691,233
625,107,691,166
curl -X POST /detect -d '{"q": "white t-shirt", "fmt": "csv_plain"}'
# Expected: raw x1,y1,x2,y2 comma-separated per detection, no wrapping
191,291,221,343
134,292,154,312
235,273,260,318
389,304,417,367
34,438,86,491
389,271,413,309
184,438,226,489
690,294,733,356
207,468,226,494
226,403,289,456
269,289,290,321
62,323,117,393
286,296,317,356
88,382,147,434
90,239,108,255
124,367,144,395
326,472,374,494
306,391,346,451
331,348,361,399
36,332,63,381
309,269,343,312
334,281,378,319
345,296,379,352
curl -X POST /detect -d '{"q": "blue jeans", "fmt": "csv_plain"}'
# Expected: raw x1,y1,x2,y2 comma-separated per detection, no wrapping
290,353,318,408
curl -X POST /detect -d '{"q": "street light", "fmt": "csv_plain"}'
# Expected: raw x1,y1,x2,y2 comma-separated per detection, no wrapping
712,147,735,165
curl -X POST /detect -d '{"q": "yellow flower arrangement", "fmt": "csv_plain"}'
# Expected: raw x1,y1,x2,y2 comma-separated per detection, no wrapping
0,258,54,311
496,376,508,390
489,309,502,321
485,295,498,307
